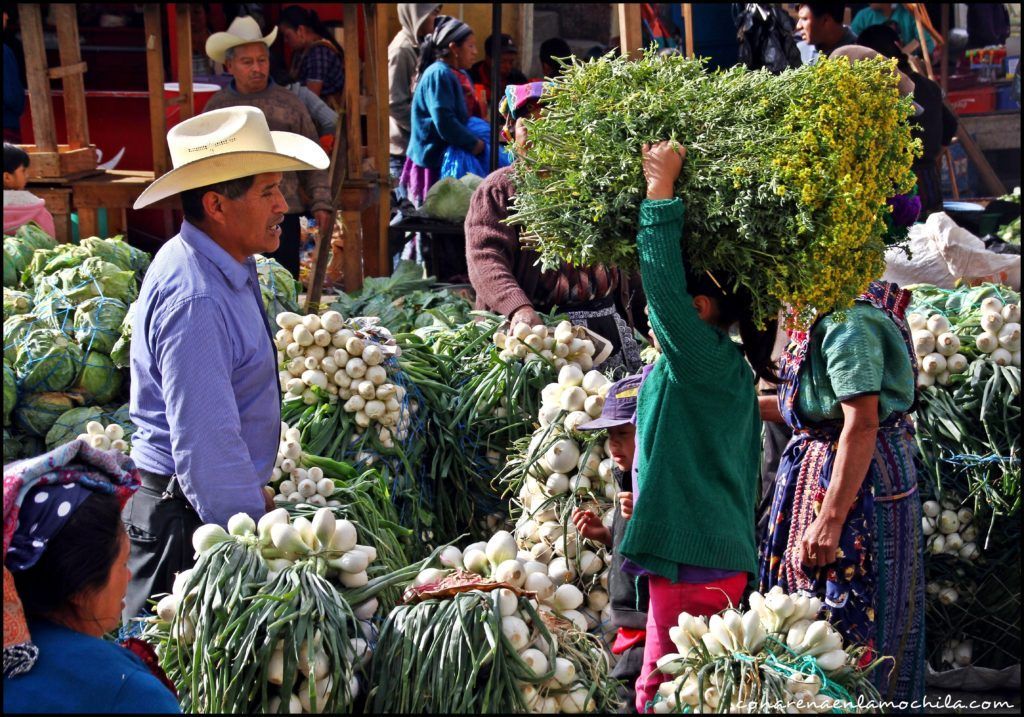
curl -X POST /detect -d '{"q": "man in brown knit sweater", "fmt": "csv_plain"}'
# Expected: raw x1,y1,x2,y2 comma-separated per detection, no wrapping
466,86,645,375
204,19,332,278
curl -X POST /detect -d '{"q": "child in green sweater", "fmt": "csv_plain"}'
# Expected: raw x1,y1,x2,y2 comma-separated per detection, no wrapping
620,140,779,712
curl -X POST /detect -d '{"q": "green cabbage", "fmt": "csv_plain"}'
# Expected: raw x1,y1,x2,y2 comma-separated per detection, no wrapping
4,223,57,289
40,244,91,275
3,428,24,461
72,350,122,404
19,246,59,289
3,314,37,363
45,405,106,449
3,360,16,426
421,177,474,222
3,288,32,320
73,296,128,355
80,236,151,275
14,328,83,393
15,222,57,251
109,301,136,369
14,391,79,437
32,280,76,332
256,255,300,316
3,239,25,287
58,257,138,305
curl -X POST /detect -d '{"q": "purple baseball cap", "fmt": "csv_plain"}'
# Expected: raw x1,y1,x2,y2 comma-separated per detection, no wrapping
577,373,643,431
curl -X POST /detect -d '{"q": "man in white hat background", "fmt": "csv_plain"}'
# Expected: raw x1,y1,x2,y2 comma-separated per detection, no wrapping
121,106,329,621
204,15,332,279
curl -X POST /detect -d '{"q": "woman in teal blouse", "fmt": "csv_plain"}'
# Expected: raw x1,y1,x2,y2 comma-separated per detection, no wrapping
758,283,926,706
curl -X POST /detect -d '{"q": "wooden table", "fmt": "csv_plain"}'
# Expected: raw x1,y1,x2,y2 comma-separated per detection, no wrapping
70,170,156,238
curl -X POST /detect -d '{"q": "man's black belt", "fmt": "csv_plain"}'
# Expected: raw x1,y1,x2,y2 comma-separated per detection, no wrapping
137,468,193,506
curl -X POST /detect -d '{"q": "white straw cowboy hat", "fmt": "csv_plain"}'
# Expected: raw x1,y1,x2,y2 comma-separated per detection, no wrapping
133,107,329,209
206,15,278,64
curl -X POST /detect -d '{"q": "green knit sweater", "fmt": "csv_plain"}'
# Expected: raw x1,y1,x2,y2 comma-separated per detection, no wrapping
619,199,762,579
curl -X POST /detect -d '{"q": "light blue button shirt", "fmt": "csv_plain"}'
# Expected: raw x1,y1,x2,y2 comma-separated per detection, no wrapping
130,220,279,525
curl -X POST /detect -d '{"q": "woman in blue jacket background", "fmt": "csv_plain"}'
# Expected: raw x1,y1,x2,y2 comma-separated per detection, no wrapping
400,16,485,205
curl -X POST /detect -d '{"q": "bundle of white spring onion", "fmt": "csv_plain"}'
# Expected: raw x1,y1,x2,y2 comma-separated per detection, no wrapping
275,311,412,444
178,507,382,606
652,587,882,714
268,421,340,508
908,298,1020,388
537,365,613,431
921,499,981,562
76,419,129,453
143,512,438,713
494,320,600,371
367,585,619,713
414,530,613,641
490,366,621,645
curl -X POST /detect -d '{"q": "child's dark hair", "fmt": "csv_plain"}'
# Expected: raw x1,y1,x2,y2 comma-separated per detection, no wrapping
4,142,30,174
684,264,780,383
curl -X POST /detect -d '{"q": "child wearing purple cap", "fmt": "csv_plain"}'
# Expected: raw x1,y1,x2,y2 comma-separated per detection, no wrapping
571,372,648,713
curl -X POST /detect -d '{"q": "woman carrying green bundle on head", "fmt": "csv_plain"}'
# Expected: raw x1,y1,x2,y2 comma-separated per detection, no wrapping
619,140,779,712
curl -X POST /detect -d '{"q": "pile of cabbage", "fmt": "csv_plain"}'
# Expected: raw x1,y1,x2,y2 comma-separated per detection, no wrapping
2,232,148,460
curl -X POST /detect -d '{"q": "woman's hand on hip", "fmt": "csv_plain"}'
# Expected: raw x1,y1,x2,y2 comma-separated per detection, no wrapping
800,513,844,567
642,140,686,200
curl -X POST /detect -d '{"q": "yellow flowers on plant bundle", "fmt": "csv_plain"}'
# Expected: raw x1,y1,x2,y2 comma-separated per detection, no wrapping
512,50,921,327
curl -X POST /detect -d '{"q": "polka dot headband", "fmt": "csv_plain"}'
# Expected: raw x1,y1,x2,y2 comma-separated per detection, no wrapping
6,483,96,571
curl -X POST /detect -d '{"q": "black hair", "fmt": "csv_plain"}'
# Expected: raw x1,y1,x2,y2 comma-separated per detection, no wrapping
180,175,256,223
279,5,344,57
4,142,30,173
13,492,124,619
417,16,474,77
684,264,780,383
798,3,846,24
857,24,914,74
540,38,572,73
483,33,513,59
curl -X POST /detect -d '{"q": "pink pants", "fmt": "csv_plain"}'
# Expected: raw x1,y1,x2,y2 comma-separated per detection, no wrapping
635,573,748,713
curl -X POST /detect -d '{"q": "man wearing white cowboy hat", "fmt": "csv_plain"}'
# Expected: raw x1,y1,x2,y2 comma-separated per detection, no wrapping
204,14,332,279
121,106,329,621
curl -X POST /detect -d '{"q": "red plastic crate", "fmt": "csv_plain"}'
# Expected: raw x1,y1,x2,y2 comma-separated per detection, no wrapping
947,86,997,115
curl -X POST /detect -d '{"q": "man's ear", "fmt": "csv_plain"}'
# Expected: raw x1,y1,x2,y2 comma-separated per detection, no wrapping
201,190,227,226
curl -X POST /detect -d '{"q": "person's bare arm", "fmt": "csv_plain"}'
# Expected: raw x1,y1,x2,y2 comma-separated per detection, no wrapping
800,395,879,566
306,79,324,97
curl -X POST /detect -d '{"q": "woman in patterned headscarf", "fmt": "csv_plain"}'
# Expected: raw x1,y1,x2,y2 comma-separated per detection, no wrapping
466,82,645,375
3,441,179,713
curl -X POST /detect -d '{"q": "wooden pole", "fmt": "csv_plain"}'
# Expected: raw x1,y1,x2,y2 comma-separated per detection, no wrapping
370,3,391,277
342,4,362,179
52,5,89,149
175,4,194,122
682,4,695,58
617,3,643,60
912,5,934,79
144,4,170,176
18,4,57,152
305,115,347,313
